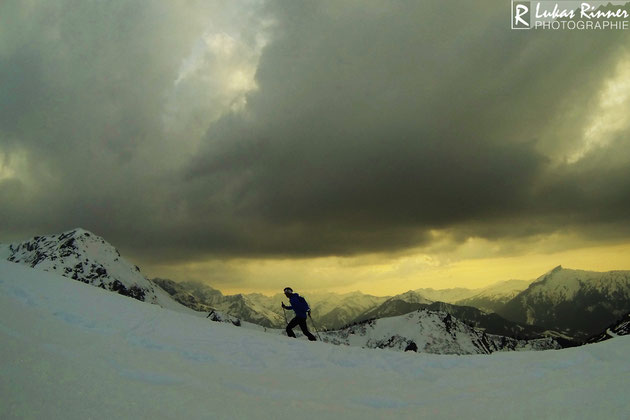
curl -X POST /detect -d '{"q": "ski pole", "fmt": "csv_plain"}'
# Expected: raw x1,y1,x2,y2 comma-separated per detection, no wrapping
308,312,322,341
282,305,288,329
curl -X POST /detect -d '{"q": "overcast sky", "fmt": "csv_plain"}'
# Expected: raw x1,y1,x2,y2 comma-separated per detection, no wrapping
1,0,629,295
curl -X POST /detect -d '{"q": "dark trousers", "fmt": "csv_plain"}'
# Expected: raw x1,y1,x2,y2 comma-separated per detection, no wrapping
286,316,316,341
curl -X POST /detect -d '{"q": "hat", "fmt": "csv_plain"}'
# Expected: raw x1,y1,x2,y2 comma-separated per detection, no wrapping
283,287,293,293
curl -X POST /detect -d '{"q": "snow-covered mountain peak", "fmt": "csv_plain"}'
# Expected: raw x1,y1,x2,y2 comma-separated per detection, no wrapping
2,228,126,272
534,265,564,282
530,266,630,297
527,267,596,302
0,228,189,312
498,267,630,339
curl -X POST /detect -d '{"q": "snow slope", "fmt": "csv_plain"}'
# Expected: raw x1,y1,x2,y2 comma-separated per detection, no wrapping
2,260,629,419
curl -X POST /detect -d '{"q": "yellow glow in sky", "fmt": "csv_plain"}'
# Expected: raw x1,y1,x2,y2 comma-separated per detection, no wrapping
143,239,630,297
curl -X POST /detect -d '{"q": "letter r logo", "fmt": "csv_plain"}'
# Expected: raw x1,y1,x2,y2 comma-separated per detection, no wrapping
512,1,531,29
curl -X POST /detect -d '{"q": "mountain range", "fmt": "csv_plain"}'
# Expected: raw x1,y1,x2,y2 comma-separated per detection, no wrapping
151,277,567,341
153,266,630,343
151,278,536,331
319,309,561,355
2,228,629,347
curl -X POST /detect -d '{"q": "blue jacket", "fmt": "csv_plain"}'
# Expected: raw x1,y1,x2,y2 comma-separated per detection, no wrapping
285,293,310,318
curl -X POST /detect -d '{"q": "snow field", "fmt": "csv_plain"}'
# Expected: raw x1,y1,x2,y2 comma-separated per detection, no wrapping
1,260,629,419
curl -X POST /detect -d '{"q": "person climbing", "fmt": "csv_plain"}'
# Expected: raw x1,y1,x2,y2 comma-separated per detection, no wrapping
281,287,317,341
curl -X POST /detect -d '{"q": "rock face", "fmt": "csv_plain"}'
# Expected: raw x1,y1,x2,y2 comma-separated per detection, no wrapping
586,312,630,344
320,309,561,355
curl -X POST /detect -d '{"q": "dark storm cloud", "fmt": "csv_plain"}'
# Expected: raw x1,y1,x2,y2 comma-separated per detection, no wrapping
178,0,630,257
534,133,630,231
1,0,629,262
0,0,236,245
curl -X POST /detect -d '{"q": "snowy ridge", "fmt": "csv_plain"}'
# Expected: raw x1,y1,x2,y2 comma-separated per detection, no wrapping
321,310,560,355
415,280,531,306
458,279,531,301
454,279,531,314
412,287,478,303
473,279,532,297
2,259,629,419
